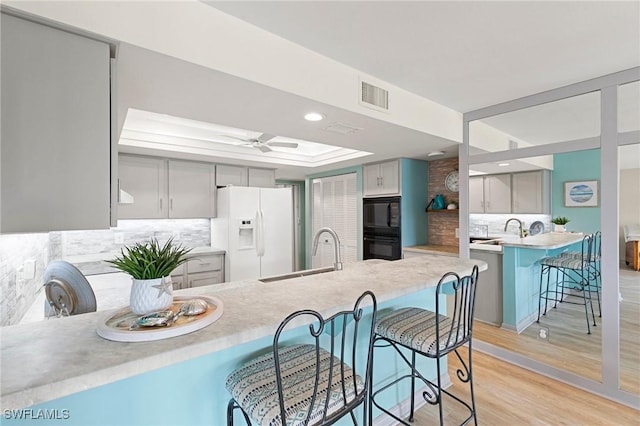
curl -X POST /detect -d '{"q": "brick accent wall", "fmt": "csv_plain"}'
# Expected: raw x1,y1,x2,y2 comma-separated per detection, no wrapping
427,157,460,246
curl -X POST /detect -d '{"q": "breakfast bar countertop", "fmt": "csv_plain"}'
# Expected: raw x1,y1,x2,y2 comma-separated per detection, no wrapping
499,232,585,249
403,244,459,256
1,256,487,410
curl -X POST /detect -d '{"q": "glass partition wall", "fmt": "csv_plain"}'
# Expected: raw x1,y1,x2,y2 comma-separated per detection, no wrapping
460,68,640,408
618,81,640,395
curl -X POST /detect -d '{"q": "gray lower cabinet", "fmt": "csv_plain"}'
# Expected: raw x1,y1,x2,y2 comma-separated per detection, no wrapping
470,249,503,326
171,253,225,290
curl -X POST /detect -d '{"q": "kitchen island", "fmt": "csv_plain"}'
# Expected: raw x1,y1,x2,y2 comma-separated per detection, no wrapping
1,255,486,425
499,232,585,332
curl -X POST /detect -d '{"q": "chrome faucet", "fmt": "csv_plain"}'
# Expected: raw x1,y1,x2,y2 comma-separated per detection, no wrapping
312,227,343,271
504,218,526,238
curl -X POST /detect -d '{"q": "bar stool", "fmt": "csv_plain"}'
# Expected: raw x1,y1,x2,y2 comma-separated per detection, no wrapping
560,231,601,317
369,266,479,426
537,234,597,334
225,291,377,426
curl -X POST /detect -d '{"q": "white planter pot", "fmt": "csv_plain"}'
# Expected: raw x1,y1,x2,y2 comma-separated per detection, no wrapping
553,224,566,233
129,277,173,315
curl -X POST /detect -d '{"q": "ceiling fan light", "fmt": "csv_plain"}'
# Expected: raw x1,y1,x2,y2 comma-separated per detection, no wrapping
304,112,325,122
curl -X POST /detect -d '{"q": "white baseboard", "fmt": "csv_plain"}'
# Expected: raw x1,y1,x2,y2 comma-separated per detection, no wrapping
372,373,453,426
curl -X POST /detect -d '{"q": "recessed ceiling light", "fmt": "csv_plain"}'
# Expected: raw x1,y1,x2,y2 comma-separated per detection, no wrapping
304,112,324,122
498,162,510,167
427,151,445,157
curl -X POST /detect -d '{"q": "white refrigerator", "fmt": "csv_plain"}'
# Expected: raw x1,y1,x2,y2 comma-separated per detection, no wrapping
212,186,293,282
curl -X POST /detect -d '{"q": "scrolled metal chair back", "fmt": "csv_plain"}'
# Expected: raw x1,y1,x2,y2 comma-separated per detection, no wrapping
272,291,377,425
434,265,479,357
580,233,594,264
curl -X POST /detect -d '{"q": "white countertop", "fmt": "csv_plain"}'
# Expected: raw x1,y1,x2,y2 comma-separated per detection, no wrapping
500,232,584,249
403,245,459,256
0,256,486,410
469,232,584,252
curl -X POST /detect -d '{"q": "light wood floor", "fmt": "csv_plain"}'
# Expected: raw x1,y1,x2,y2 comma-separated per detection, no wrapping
472,266,640,393
412,348,640,425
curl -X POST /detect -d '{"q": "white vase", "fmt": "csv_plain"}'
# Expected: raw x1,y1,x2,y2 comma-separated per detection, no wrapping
554,224,566,233
129,277,173,315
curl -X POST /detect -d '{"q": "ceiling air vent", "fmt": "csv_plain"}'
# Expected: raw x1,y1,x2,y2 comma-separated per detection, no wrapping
360,79,389,112
509,140,519,150
323,122,363,135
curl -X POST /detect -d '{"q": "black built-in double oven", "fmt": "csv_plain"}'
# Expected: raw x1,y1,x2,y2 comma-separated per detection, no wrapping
363,196,401,260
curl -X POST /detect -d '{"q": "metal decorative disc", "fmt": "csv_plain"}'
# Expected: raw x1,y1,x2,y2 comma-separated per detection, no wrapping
529,221,545,236
43,261,96,316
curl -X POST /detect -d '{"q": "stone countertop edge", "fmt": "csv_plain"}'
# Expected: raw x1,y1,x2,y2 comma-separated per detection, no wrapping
403,245,459,256
499,232,584,249
0,256,487,410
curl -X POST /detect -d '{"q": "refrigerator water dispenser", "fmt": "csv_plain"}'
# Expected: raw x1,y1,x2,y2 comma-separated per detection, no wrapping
238,219,254,249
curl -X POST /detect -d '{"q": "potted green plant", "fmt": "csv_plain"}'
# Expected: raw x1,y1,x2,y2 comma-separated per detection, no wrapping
551,216,570,233
107,238,192,315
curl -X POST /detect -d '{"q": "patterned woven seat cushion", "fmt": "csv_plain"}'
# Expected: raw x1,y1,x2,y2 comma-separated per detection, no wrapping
559,251,600,262
374,307,462,356
225,344,363,426
540,255,589,269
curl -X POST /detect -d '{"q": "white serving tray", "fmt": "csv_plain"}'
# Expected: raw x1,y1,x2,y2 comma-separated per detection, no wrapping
96,295,223,342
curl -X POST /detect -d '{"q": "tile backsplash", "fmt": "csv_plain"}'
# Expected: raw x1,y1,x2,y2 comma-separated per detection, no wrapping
0,219,211,326
0,233,49,326
469,214,552,237
60,219,210,257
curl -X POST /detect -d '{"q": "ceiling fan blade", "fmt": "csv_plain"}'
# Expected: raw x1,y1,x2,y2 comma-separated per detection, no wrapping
218,134,249,143
256,144,272,153
257,133,276,143
267,141,299,149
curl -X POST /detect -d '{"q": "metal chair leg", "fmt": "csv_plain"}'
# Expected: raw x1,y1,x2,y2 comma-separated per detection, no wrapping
409,350,416,422
227,399,251,426
467,344,478,426
436,355,444,426
537,266,545,323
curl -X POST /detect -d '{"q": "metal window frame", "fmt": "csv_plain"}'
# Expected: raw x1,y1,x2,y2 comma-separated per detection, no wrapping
460,67,640,408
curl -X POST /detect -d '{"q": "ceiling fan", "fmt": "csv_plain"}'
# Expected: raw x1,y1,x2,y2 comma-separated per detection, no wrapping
219,133,298,153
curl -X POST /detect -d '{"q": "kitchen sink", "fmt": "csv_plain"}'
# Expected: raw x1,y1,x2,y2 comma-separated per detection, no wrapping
477,240,503,245
259,267,335,283
469,237,494,243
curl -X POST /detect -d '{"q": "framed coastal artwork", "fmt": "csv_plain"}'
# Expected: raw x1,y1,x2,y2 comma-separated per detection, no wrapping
564,180,599,207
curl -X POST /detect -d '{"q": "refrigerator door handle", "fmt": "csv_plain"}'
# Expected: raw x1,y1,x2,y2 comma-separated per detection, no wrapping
256,209,266,257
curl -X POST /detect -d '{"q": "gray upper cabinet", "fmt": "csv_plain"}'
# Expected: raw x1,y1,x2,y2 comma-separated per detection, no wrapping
470,171,550,214
469,174,511,214
216,164,248,187
511,171,550,214
1,13,111,232
469,177,485,214
363,160,400,197
118,155,215,219
216,164,276,188
168,160,215,218
248,168,276,188
118,156,167,219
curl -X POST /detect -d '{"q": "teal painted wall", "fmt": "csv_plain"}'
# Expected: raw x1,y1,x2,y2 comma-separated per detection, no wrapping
4,289,443,426
304,166,363,269
400,159,428,247
552,149,601,233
